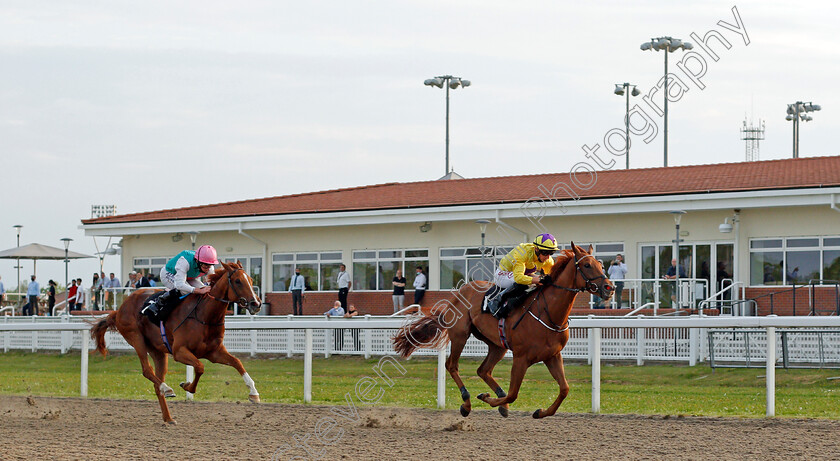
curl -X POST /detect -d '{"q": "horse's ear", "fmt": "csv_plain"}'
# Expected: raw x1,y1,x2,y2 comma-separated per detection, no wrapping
570,241,577,253
236,259,243,268
588,244,594,254
220,261,231,271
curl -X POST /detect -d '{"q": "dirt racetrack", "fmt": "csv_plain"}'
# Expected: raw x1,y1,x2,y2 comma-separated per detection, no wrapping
2,395,839,460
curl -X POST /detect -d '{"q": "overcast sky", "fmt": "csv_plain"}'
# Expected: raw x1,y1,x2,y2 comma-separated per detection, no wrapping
1,0,838,290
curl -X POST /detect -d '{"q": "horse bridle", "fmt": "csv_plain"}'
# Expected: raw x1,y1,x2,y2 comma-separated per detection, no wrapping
546,253,607,295
208,267,252,306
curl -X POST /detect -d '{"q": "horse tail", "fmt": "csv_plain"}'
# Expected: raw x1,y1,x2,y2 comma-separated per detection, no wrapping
392,313,450,358
89,312,117,357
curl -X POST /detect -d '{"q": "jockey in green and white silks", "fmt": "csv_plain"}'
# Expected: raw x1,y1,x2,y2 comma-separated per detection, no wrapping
160,246,218,295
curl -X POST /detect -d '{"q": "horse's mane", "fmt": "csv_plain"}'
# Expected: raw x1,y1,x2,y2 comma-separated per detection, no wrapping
207,262,242,285
549,249,575,279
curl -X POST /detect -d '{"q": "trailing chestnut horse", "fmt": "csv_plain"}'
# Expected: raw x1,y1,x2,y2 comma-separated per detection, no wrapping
393,243,613,418
91,261,262,423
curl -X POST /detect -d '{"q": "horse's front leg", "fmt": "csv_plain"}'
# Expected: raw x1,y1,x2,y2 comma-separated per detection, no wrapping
172,346,205,395
532,353,570,419
207,345,260,403
478,355,529,409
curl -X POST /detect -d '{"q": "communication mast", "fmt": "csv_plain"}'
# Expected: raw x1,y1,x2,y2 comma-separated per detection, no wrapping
740,118,765,162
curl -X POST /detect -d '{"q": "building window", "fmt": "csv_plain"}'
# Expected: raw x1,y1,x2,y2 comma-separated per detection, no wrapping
562,242,626,263
271,251,343,292
750,237,840,286
439,247,513,290
133,257,168,282
352,249,429,291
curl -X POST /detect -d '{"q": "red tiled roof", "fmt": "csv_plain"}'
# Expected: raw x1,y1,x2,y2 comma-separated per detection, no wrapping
83,156,840,225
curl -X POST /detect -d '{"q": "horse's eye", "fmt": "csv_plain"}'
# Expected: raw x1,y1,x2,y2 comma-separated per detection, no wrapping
585,263,591,268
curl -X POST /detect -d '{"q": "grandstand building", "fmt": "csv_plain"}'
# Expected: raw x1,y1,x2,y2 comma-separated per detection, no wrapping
82,156,840,316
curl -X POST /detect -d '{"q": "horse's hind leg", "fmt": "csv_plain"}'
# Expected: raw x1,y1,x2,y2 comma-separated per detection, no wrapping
124,331,174,423
207,345,260,403
445,333,472,417
476,344,510,417
532,353,570,419
172,347,205,395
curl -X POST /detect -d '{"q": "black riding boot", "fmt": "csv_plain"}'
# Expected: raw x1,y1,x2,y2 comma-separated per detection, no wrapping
141,289,178,322
490,283,529,319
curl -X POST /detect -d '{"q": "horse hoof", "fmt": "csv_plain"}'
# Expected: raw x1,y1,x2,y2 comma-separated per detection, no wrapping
249,394,261,404
166,420,177,426
476,393,488,401
179,382,189,391
499,406,509,418
532,409,542,419
459,404,471,417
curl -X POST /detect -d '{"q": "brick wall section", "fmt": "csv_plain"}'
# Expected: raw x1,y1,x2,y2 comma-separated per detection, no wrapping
264,291,713,317
745,287,840,316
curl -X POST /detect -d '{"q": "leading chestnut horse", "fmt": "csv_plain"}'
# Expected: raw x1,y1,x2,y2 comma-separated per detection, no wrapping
91,261,262,423
393,243,613,418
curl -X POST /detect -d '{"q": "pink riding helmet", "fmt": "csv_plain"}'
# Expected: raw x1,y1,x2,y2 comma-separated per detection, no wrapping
195,245,219,265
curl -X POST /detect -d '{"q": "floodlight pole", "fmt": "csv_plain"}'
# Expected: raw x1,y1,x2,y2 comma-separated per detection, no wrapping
61,238,72,316
424,75,470,176
13,225,22,303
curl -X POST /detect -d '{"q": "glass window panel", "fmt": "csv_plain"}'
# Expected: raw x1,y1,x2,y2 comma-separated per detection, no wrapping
824,250,840,282
468,258,495,282
405,250,428,258
379,261,401,291
404,260,429,288
787,238,819,248
297,263,318,291
320,252,342,261
440,249,465,257
353,251,376,260
134,258,149,266
273,254,293,262
596,243,624,253
272,264,293,291
716,244,734,291
824,238,840,247
750,251,783,285
151,258,167,265
320,263,342,291
751,239,782,249
785,251,820,284
378,250,401,259
297,253,318,261
439,260,466,290
249,257,262,288
353,262,377,290
696,245,711,284
496,247,513,257
465,248,484,256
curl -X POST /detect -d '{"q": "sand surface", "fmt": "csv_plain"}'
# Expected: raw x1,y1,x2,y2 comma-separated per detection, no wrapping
1,395,838,460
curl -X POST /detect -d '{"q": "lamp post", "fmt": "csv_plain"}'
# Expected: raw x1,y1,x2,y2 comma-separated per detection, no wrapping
424,75,471,177
670,210,686,309
13,225,22,302
640,37,693,167
614,83,641,169
61,238,72,316
188,231,200,251
785,101,821,158
475,220,491,282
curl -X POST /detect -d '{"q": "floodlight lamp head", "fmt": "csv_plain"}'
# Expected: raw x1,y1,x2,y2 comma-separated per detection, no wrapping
460,80,470,87
631,87,641,97
786,114,794,121
614,84,625,95
449,79,461,89
640,42,652,51
683,42,693,50
787,104,796,115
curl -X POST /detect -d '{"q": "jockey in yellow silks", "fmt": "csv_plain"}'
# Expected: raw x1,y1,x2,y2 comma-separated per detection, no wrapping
486,233,558,318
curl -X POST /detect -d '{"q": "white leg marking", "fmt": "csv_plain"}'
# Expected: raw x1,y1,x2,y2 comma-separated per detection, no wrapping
243,372,259,396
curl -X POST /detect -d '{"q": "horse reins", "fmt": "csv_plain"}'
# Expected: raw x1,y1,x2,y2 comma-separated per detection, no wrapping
173,268,249,332
513,253,605,335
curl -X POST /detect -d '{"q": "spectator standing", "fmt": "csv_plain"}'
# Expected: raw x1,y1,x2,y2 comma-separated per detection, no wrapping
47,280,56,315
289,268,305,315
68,279,78,312
74,278,86,310
23,275,40,316
336,264,351,309
608,254,628,308
91,273,101,309
0,275,5,307
137,270,151,288
664,259,686,279
343,304,361,350
324,301,345,350
392,269,406,313
413,266,427,306
106,272,121,308
125,271,137,289
592,260,606,309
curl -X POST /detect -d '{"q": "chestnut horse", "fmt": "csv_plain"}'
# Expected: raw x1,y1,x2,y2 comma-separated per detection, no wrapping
393,243,613,418
91,261,262,423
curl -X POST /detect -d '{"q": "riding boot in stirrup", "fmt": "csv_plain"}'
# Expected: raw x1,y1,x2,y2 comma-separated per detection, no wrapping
488,284,516,319
493,283,529,319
